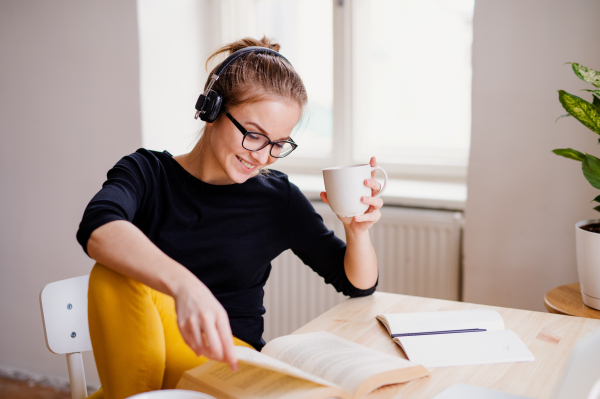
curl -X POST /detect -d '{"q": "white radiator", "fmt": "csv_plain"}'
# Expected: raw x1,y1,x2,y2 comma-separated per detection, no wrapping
263,202,464,342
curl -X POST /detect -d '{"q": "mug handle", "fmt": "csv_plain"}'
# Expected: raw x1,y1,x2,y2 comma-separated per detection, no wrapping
370,166,388,198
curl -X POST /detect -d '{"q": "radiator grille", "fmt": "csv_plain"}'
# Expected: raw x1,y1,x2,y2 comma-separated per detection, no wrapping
263,202,463,342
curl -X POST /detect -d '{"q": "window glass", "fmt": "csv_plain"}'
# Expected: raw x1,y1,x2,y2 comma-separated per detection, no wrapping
221,0,334,159
353,0,474,166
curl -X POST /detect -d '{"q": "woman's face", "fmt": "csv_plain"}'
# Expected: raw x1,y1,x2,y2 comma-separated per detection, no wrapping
205,99,301,184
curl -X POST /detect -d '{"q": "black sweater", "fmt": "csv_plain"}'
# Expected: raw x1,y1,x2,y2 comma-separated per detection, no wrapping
77,149,376,350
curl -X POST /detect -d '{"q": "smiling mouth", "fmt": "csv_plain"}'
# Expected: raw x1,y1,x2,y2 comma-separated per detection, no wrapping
237,156,258,171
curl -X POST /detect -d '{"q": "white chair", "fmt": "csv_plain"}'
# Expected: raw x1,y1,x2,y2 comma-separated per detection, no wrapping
40,275,93,399
40,275,214,399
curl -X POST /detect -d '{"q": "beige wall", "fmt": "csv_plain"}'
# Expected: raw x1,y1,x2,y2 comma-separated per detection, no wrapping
464,0,600,310
0,0,142,387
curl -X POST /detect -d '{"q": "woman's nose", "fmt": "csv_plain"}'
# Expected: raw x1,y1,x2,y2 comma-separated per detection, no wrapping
250,145,271,164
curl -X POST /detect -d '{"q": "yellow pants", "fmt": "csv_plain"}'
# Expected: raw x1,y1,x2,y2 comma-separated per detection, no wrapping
87,263,253,399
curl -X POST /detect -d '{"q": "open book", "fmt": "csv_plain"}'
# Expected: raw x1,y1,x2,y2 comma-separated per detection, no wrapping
177,331,429,399
376,309,535,368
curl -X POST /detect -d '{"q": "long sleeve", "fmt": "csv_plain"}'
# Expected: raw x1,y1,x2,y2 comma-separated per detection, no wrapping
76,151,152,255
286,180,377,297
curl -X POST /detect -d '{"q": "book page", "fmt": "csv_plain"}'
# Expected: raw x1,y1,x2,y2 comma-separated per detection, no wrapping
235,346,340,389
177,360,348,399
377,309,505,336
395,330,535,368
262,331,423,396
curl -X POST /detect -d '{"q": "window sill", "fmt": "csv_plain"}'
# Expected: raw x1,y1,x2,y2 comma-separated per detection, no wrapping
288,174,467,211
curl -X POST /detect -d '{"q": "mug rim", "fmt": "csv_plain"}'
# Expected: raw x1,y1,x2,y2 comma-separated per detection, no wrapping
322,163,369,171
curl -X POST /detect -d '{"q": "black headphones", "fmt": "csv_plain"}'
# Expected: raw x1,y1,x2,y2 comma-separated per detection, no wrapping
194,46,292,123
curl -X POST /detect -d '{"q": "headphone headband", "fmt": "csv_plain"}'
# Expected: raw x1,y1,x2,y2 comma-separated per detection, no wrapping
194,46,291,122
214,46,290,77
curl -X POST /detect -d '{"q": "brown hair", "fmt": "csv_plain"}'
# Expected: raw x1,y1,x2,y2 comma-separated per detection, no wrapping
203,36,308,122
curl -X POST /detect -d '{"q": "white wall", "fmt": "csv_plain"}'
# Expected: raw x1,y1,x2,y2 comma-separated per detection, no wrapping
0,0,142,387
464,0,600,311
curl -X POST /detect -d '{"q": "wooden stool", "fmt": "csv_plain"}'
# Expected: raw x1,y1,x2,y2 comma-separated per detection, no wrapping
544,283,600,319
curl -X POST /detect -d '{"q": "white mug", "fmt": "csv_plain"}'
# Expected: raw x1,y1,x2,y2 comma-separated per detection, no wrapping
322,164,388,217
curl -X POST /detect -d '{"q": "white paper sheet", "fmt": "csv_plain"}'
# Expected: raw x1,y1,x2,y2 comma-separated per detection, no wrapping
395,330,534,368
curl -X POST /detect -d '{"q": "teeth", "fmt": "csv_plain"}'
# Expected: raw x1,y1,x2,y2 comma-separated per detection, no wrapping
238,156,256,170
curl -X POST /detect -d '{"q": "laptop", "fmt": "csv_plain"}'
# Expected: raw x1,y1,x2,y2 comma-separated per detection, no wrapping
432,327,600,399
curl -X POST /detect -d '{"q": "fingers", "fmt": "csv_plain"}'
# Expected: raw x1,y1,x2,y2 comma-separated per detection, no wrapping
364,178,382,195
370,157,377,178
181,317,204,356
176,295,238,370
320,191,329,205
361,196,383,210
217,315,238,371
202,321,224,362
354,210,381,223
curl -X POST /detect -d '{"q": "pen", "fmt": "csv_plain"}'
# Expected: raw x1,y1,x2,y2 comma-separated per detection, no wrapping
392,328,487,338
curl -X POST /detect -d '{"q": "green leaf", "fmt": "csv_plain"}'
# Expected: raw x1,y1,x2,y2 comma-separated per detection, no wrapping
583,154,600,189
553,148,585,161
594,94,600,108
592,195,600,203
555,113,571,122
582,89,600,96
572,63,600,88
594,205,600,212
558,90,600,134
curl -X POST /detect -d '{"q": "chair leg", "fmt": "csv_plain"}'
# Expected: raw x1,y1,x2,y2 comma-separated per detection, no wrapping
66,352,88,399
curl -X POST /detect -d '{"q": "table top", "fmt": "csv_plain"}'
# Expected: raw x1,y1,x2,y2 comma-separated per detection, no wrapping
544,283,600,319
292,292,600,399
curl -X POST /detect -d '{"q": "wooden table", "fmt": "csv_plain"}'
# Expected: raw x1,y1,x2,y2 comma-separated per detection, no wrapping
544,283,600,318
292,292,600,399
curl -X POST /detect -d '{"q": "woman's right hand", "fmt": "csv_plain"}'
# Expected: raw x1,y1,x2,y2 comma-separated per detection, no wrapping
172,277,238,370
87,220,239,370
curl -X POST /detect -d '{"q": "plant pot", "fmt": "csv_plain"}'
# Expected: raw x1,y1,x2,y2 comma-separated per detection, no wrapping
576,219,600,310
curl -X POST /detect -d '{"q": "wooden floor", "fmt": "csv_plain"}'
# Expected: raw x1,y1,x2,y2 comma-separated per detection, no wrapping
0,376,71,399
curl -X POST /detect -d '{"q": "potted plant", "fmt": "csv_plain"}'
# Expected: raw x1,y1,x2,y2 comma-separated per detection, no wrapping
553,62,600,310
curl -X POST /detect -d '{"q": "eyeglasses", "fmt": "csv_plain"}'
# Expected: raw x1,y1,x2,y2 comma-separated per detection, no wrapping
225,112,298,158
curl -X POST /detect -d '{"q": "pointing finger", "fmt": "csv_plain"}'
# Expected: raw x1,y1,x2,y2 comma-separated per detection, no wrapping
217,316,238,371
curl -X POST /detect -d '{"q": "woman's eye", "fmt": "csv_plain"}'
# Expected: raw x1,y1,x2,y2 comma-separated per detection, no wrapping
246,133,262,141
274,142,285,149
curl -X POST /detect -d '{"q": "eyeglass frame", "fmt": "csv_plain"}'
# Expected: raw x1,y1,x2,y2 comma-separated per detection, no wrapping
225,112,298,158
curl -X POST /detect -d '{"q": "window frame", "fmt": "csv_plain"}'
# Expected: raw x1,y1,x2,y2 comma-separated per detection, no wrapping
212,0,469,184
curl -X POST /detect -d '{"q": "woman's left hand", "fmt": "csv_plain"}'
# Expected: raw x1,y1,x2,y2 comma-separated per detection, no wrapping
320,157,384,235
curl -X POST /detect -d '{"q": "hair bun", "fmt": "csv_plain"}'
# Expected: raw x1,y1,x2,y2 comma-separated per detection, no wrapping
257,36,280,52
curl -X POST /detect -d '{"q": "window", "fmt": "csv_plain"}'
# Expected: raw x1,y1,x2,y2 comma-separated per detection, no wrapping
219,0,334,161
138,0,474,182
352,0,474,180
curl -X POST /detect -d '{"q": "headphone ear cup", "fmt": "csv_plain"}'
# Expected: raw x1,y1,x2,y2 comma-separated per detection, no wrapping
195,90,223,123
204,91,222,123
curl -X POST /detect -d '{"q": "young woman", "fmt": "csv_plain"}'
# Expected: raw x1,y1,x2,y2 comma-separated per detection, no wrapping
77,37,383,399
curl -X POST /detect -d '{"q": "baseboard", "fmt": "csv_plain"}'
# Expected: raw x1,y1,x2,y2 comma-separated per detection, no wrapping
0,364,100,393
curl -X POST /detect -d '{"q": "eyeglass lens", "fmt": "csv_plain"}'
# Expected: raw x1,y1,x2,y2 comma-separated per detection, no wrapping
242,133,295,158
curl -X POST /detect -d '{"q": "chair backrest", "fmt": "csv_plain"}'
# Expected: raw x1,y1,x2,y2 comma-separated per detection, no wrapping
40,275,92,354
40,275,91,399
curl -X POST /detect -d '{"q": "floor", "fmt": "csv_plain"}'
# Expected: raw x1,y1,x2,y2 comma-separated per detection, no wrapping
0,377,71,399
